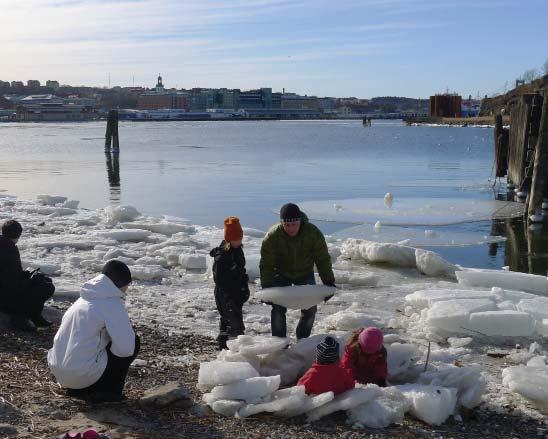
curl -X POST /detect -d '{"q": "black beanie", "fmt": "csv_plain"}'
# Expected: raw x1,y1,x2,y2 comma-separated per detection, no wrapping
280,203,302,222
316,336,340,365
102,260,132,289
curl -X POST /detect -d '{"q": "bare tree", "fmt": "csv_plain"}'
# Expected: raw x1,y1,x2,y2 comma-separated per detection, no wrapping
523,68,539,83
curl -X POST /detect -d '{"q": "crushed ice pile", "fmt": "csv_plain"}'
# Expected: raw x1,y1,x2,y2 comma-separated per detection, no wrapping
197,334,486,427
1,194,547,420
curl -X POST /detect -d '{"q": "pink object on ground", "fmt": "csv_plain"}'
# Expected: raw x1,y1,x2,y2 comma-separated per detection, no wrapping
358,327,384,353
82,429,100,439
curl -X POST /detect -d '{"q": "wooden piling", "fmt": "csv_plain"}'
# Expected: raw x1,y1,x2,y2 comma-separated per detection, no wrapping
527,92,548,218
494,114,509,178
105,109,119,151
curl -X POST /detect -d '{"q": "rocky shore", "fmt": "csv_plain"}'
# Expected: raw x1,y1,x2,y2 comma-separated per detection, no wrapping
0,306,546,439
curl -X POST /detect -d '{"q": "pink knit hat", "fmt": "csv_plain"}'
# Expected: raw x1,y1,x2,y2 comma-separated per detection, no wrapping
358,327,383,353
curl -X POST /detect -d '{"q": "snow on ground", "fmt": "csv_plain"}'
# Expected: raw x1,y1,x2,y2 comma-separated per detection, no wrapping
1,194,547,426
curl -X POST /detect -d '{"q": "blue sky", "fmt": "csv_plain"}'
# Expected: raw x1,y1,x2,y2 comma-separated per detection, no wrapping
1,0,547,98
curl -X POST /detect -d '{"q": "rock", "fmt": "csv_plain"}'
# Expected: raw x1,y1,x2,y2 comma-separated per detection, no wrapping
0,424,18,436
189,403,210,417
140,381,192,407
49,409,70,420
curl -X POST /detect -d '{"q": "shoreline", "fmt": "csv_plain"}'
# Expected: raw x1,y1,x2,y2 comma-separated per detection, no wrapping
0,194,547,437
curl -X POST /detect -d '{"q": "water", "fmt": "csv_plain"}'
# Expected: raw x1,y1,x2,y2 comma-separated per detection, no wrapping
0,119,546,273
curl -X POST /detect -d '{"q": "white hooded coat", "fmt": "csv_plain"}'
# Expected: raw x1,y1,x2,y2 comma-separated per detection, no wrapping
47,274,135,389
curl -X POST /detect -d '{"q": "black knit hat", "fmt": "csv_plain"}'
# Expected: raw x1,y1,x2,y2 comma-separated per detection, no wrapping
316,336,340,364
280,203,302,222
102,260,132,289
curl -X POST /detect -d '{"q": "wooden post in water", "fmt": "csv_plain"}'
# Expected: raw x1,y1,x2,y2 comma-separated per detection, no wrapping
104,109,119,152
527,93,548,220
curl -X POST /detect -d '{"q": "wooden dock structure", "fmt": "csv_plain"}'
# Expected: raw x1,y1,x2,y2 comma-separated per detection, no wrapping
497,85,548,222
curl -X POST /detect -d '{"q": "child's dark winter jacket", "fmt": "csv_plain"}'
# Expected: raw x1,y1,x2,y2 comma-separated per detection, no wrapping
210,241,250,305
297,362,355,395
340,345,388,387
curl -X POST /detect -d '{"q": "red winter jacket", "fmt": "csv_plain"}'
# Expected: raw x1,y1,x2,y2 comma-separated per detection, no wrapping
297,362,355,395
340,345,388,386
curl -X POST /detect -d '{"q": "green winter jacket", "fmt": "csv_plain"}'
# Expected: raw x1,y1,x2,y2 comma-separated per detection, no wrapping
260,214,335,287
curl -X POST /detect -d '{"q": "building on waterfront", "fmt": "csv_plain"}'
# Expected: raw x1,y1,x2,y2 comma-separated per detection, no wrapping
46,80,60,90
281,93,319,110
15,94,97,121
461,95,481,117
429,94,462,118
27,80,41,88
239,88,273,109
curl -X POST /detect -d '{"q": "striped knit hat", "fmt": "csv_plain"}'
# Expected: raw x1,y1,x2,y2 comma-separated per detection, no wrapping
316,336,340,365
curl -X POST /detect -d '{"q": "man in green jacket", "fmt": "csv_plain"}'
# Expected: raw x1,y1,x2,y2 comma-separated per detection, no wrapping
260,203,335,339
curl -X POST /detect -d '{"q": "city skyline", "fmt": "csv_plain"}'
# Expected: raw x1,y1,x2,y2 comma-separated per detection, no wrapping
1,0,547,99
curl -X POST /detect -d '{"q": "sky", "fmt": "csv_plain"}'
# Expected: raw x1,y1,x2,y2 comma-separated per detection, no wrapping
0,0,547,99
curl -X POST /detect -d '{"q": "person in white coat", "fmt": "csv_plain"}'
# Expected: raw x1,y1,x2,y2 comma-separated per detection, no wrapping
48,260,139,402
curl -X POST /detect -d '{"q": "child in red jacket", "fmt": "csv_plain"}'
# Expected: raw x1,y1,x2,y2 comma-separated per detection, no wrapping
341,327,388,387
297,336,355,395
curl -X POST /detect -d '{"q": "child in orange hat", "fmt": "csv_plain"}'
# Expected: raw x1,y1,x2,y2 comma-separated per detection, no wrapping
209,217,250,350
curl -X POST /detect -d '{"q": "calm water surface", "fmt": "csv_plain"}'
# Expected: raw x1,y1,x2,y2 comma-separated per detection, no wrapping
0,120,546,273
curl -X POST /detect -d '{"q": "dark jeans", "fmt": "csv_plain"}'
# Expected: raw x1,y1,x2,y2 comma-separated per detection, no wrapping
214,288,245,344
68,334,140,399
270,273,316,340
0,280,55,320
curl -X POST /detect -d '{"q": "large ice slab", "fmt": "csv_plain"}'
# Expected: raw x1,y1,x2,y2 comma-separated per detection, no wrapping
467,311,535,337
227,335,290,356
347,386,410,429
334,223,506,247
517,297,548,323
456,270,548,295
341,239,416,267
306,385,380,422
237,386,306,418
197,362,259,390
502,366,548,413
397,384,458,426
415,249,457,278
426,299,496,334
94,229,152,242
276,391,334,417
321,310,382,331
298,198,525,226
387,343,423,382
254,285,336,310
405,288,494,308
210,376,281,403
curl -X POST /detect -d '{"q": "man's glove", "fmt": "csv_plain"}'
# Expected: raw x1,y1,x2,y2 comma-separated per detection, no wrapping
323,294,334,303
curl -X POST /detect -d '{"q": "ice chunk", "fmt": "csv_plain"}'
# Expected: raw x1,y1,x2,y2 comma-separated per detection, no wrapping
539,319,548,337
62,200,80,209
178,254,207,270
426,299,496,334
254,285,336,310
334,223,507,247
321,310,382,331
95,229,151,242
447,337,473,348
244,254,261,280
197,362,259,390
334,271,380,287
210,376,280,403
101,205,141,224
467,311,535,337
341,239,416,267
384,192,393,208
415,249,457,279
387,343,423,382
276,392,334,417
527,356,547,367
347,386,410,428
259,350,306,387
288,334,338,374
36,195,67,206
122,221,194,235
211,400,245,417
22,261,61,276
456,269,548,295
502,366,548,413
517,297,548,323
397,384,458,425
405,288,494,308
237,386,306,418
129,265,171,281
417,364,486,409
306,385,380,422
226,335,290,356
491,287,538,303
299,197,524,226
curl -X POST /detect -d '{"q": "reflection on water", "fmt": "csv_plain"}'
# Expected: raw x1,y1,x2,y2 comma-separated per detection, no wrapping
105,152,120,204
495,216,548,275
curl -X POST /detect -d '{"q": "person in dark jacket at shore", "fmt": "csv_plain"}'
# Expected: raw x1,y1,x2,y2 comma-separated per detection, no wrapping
260,203,335,340
341,327,388,387
0,219,55,332
210,217,250,350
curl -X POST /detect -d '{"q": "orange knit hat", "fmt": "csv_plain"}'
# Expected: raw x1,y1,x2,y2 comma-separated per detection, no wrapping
224,216,243,242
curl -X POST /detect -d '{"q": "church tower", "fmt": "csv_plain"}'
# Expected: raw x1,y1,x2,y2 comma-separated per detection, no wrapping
155,74,165,92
